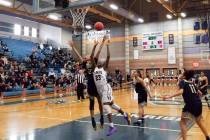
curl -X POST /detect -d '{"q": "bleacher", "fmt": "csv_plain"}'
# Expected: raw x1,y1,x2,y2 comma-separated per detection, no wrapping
0,37,76,100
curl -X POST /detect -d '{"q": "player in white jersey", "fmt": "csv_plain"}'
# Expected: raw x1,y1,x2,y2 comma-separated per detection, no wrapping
94,40,131,136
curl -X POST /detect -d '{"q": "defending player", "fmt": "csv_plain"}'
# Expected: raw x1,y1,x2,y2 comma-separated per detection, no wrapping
133,70,152,126
93,40,131,136
199,72,210,108
69,38,106,130
162,70,210,140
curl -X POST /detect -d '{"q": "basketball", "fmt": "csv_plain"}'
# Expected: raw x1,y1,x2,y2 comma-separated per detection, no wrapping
94,22,104,31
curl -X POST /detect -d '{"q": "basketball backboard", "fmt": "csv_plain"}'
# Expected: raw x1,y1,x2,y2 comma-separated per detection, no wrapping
33,0,105,15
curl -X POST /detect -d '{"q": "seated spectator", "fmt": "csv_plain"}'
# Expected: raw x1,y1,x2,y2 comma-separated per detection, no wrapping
29,76,39,90
48,69,56,82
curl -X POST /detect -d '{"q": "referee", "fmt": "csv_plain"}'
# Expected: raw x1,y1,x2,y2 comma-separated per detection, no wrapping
75,70,85,101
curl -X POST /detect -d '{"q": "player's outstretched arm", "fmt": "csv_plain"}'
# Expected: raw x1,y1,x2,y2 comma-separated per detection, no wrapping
68,41,83,63
162,89,183,100
90,40,99,68
95,35,107,60
104,40,110,69
90,40,98,60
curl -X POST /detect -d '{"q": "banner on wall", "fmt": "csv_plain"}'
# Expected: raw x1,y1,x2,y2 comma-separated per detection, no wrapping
168,47,176,64
169,34,174,44
134,50,139,59
142,32,164,50
133,37,138,47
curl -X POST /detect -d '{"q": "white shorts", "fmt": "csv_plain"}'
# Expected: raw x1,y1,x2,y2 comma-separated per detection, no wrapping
97,84,113,103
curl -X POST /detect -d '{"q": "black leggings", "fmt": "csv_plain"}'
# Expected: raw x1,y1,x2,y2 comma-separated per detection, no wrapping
89,95,101,110
77,83,85,100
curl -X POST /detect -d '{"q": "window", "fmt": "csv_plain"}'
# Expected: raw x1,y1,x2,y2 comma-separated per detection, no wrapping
32,28,37,38
24,26,29,36
14,24,21,35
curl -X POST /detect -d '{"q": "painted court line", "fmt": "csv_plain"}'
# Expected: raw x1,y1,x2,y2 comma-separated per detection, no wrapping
75,120,181,132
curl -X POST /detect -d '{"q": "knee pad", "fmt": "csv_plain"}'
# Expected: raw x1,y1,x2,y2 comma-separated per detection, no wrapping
103,105,112,114
89,97,95,110
111,104,121,111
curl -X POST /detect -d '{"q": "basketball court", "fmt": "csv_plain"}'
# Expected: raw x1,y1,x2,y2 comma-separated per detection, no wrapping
0,0,210,140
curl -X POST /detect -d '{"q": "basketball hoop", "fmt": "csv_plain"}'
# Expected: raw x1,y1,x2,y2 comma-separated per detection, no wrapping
70,6,89,35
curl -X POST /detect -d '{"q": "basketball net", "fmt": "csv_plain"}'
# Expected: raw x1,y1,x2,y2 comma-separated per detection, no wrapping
70,6,89,35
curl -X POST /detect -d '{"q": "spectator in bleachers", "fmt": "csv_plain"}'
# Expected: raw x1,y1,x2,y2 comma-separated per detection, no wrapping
40,74,47,98
29,76,39,90
48,69,56,82
21,72,29,101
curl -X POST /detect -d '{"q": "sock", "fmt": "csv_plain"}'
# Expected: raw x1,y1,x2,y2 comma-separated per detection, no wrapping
100,115,104,124
123,112,127,117
91,117,97,129
109,123,114,128
205,96,208,101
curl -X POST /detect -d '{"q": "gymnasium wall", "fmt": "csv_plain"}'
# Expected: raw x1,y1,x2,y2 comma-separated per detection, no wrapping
129,18,209,72
0,14,73,47
86,17,210,74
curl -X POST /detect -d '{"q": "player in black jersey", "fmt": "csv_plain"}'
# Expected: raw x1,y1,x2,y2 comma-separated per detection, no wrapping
132,70,152,126
199,72,209,108
162,70,210,140
69,36,107,130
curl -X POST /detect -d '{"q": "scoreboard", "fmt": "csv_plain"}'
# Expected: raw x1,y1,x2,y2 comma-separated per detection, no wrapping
142,32,164,50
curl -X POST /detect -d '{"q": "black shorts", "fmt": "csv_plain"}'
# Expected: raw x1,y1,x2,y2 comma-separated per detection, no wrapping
87,87,99,97
200,89,208,96
183,103,202,118
87,81,99,97
138,92,147,105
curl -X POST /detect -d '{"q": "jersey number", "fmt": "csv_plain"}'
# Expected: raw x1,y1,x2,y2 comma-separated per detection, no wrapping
95,75,101,81
189,84,197,94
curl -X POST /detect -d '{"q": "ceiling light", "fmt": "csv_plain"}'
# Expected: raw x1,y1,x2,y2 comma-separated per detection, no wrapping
146,0,152,2
180,12,186,18
85,25,92,30
0,0,12,7
47,13,61,20
166,14,172,19
138,18,144,23
110,4,118,10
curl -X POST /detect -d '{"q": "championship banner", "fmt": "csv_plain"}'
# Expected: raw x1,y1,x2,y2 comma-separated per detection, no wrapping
142,32,164,50
168,46,176,64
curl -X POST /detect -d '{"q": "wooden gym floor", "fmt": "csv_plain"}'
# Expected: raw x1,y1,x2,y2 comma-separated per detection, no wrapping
0,87,209,140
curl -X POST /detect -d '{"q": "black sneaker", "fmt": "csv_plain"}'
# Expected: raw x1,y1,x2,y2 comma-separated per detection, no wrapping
100,115,104,128
133,120,142,126
205,96,208,101
91,118,97,130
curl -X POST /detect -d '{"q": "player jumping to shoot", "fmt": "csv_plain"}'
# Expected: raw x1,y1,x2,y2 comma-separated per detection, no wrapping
93,39,131,136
